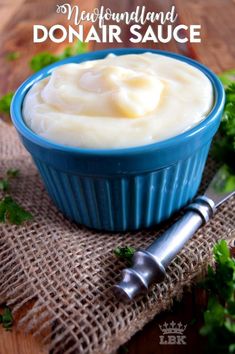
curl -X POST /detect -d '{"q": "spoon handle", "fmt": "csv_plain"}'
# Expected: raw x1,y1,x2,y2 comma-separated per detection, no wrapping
113,196,215,302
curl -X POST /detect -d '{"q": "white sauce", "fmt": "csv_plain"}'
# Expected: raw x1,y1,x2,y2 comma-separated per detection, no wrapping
23,53,213,149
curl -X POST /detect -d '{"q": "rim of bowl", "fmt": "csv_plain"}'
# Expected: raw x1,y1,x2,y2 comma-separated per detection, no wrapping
11,48,225,157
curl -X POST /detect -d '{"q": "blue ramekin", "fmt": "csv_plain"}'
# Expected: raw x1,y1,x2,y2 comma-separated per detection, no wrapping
11,48,225,231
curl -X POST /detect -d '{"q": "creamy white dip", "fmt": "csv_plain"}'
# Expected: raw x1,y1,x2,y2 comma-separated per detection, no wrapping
23,53,213,149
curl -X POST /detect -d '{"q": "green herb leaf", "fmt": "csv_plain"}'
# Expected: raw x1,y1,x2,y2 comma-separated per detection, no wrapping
219,69,235,87
30,41,88,73
0,92,14,115
0,196,33,225
114,246,136,264
30,52,59,72
0,169,20,192
6,169,20,178
5,51,20,61
210,165,235,194
200,297,226,336
0,306,13,331
214,239,230,263
226,83,235,103
0,179,9,191
200,240,235,352
213,79,235,170
225,318,235,334
229,343,235,353
60,41,88,59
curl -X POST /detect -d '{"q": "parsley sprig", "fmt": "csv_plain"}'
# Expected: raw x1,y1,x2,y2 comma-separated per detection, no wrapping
0,306,13,331
213,81,235,169
0,92,14,115
200,240,235,353
0,168,20,192
114,246,136,265
0,168,33,225
219,69,235,87
6,169,20,178
30,41,88,72
0,196,33,225
0,179,9,192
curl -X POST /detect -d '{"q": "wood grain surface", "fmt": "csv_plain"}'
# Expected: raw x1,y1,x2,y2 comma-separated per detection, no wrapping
0,0,234,353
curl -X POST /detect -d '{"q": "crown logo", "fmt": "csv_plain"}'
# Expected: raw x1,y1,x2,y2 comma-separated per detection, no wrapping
159,321,187,335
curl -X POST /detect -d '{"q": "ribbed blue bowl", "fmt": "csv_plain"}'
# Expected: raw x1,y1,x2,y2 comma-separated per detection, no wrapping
11,48,225,231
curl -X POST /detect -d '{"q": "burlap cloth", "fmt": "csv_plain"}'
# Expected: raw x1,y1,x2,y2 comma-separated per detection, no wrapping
0,120,234,354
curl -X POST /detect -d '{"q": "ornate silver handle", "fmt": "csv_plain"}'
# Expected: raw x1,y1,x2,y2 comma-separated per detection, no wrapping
113,196,215,302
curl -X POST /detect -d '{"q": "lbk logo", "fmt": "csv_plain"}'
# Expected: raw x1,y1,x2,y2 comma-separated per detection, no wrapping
159,321,187,345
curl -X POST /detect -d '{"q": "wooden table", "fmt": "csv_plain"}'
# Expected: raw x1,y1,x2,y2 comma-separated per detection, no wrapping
0,0,234,353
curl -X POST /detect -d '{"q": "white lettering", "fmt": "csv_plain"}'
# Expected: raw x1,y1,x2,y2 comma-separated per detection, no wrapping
130,25,142,43
142,25,158,43
49,25,67,43
173,25,188,43
33,25,48,43
109,25,122,43
190,24,201,43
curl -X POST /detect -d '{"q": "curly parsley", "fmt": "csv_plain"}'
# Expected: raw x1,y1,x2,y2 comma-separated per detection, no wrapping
114,246,136,265
0,168,33,225
213,74,235,170
0,306,13,331
200,240,235,353
0,92,14,115
30,40,88,72
0,168,20,192
0,196,32,225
